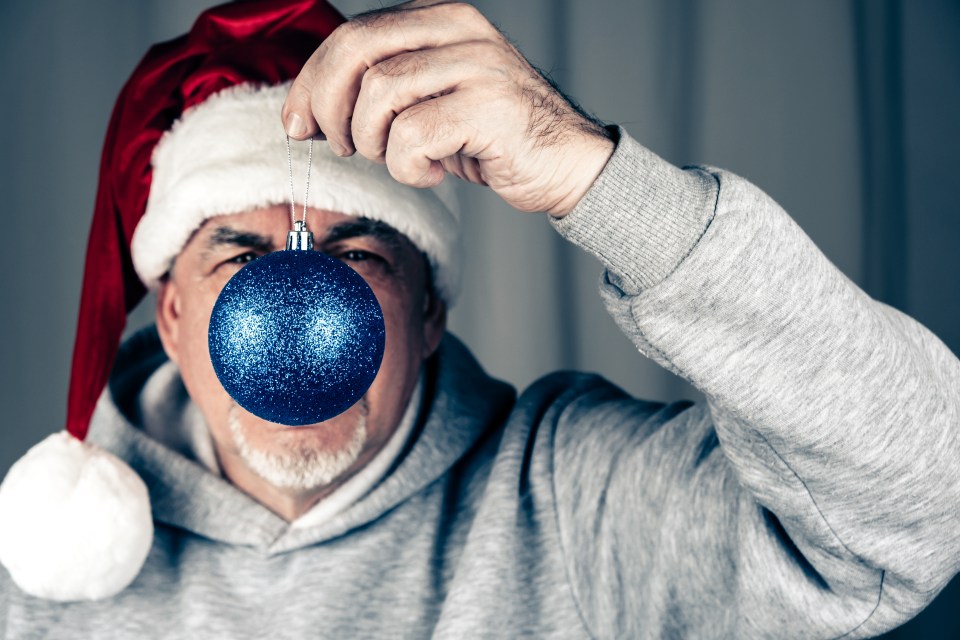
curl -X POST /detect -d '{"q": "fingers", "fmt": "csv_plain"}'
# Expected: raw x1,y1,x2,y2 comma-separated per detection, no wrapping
282,2,497,154
383,91,479,188
351,40,506,163
280,0,609,213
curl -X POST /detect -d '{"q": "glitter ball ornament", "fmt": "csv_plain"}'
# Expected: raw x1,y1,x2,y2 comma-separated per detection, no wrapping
208,226,386,426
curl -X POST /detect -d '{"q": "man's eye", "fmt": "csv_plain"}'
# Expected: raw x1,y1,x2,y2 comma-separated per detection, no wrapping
341,249,374,262
336,249,391,277
226,252,258,265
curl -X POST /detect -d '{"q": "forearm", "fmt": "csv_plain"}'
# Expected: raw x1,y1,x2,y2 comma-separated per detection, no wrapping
552,127,960,634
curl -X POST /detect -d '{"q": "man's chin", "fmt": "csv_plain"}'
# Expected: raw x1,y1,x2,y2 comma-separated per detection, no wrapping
226,402,368,492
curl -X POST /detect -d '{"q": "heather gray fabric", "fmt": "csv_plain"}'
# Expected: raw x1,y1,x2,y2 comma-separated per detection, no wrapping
2,128,959,639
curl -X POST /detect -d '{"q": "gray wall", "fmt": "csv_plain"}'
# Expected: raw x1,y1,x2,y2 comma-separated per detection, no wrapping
1,1,957,636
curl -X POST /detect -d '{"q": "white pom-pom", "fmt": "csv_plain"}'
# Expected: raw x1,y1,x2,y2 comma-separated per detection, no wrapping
0,431,153,601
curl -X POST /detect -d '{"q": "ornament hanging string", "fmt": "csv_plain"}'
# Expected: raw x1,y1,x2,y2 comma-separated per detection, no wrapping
286,135,314,228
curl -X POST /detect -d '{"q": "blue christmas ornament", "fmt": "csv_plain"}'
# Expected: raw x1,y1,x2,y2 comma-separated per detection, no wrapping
208,222,386,426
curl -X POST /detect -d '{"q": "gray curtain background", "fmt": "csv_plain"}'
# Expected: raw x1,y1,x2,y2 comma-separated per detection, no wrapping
1,1,957,636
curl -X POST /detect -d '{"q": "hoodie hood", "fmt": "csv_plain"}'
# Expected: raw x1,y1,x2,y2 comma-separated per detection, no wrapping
87,326,516,554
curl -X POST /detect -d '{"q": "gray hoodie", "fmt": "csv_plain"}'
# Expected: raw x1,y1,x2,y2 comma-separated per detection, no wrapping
2,129,958,639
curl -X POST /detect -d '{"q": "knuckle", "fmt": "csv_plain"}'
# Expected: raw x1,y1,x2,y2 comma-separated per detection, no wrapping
363,52,426,97
376,53,419,79
392,102,439,148
325,20,367,62
332,18,363,43
443,2,484,26
384,146,421,185
351,119,384,159
448,3,499,38
353,8,402,36
470,40,507,68
391,160,434,189
359,66,388,103
391,112,420,148
362,58,399,93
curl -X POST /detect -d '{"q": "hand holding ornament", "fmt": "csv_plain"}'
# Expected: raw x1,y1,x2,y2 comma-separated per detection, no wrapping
281,0,615,217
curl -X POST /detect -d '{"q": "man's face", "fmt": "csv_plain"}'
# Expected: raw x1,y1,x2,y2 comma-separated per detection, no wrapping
155,205,445,495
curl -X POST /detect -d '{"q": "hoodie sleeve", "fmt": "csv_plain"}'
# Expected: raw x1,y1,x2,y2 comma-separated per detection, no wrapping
548,127,960,639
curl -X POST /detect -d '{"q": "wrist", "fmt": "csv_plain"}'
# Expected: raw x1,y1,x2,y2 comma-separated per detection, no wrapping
550,128,719,294
545,127,616,218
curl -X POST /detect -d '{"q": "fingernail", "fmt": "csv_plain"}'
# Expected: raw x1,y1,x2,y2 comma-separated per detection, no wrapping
329,140,348,156
285,113,308,138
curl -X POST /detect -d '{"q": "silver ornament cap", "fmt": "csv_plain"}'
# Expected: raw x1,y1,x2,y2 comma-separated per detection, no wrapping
287,220,313,251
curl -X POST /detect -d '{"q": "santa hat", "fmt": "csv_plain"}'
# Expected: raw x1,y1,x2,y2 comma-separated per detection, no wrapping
0,0,460,601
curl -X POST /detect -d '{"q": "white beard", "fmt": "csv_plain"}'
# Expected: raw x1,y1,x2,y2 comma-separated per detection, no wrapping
228,404,367,491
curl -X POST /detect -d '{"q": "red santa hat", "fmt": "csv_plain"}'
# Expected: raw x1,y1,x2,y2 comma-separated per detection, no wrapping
0,0,460,601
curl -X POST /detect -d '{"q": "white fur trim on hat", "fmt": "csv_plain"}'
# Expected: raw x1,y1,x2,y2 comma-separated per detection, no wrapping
132,83,462,304
0,432,153,601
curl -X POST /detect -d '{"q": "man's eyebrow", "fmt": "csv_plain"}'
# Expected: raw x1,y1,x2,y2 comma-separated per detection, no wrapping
320,218,403,251
205,227,275,253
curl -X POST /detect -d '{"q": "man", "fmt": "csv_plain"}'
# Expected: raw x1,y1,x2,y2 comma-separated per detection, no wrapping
1,0,958,638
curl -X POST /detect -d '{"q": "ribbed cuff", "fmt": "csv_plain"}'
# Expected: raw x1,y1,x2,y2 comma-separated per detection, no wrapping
551,127,719,294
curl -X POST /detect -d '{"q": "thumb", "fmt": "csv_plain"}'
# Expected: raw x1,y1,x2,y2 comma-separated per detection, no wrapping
282,71,322,140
